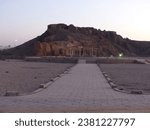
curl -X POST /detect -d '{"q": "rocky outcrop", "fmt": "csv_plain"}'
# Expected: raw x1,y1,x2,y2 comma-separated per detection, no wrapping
2,23,150,57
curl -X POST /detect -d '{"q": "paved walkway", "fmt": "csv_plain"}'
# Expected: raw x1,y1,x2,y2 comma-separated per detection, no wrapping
0,63,150,112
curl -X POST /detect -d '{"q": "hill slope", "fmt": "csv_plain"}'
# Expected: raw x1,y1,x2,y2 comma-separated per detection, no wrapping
2,23,150,57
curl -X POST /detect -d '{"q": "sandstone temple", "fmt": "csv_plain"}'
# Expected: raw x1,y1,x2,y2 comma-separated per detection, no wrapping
33,23,118,57
34,42,100,57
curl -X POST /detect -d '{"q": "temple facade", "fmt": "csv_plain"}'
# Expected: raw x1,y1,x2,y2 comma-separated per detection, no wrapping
34,42,99,57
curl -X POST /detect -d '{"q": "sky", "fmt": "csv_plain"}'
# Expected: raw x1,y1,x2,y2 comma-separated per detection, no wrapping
0,0,150,46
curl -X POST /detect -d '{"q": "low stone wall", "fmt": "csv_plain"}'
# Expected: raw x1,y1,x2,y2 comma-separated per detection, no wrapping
25,56,78,63
25,56,145,64
96,58,137,64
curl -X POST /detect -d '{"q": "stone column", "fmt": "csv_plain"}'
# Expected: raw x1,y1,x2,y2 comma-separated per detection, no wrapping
69,48,71,57
83,48,85,57
71,49,74,57
79,46,82,57
91,47,93,56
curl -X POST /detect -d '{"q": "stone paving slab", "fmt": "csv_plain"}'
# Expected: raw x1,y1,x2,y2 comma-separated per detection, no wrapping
0,64,150,112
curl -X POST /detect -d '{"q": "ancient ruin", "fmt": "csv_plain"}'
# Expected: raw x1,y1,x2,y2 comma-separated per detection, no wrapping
34,41,100,57
33,24,120,57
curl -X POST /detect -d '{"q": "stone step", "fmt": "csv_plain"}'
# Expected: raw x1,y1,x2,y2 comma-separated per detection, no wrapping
78,59,86,64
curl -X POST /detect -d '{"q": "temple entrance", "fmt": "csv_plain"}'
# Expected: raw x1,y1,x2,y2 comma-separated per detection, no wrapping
59,48,63,55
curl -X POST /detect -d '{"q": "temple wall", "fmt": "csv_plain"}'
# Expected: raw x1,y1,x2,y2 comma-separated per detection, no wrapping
34,42,99,57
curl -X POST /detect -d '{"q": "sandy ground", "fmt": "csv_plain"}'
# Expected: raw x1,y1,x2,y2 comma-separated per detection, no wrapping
0,60,73,96
100,64,150,94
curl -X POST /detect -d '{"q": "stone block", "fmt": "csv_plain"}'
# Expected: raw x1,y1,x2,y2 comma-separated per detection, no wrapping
109,82,117,88
5,91,19,96
131,90,143,94
39,84,46,88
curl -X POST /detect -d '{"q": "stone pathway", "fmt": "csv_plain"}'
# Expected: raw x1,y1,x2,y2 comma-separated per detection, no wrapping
0,63,150,112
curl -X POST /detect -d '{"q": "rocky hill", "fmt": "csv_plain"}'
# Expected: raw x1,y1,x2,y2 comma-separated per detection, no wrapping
2,23,150,58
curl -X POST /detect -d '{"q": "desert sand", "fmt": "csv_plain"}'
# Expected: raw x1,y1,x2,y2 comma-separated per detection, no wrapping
0,60,73,96
100,64,150,94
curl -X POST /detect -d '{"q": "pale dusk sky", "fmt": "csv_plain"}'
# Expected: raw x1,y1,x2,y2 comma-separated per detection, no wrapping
0,0,150,46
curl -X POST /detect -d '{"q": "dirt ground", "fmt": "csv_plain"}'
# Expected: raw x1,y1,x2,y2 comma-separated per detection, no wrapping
100,64,150,94
0,60,73,96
